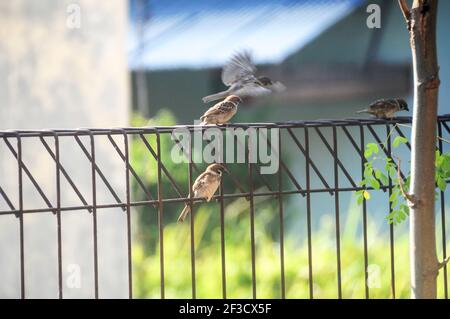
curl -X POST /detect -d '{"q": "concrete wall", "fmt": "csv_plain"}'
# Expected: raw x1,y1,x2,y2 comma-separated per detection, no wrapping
0,0,130,298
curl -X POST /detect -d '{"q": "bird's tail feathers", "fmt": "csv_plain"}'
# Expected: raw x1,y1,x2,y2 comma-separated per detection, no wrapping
202,90,229,103
177,205,191,223
356,109,370,114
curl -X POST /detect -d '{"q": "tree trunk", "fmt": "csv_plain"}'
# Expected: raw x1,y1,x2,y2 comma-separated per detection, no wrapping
399,0,440,298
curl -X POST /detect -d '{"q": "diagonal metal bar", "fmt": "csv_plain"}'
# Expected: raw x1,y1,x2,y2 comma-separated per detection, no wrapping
286,128,333,194
393,126,412,150
74,135,126,211
171,134,249,197
3,137,54,211
232,128,274,192
341,126,386,188
0,185,15,211
366,125,406,181
39,137,91,213
314,127,357,188
107,134,156,204
259,129,305,197
139,133,185,198
441,121,450,135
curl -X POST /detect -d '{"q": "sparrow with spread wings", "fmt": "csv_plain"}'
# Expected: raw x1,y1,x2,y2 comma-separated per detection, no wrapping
199,95,242,125
356,98,409,119
177,163,224,223
202,51,285,104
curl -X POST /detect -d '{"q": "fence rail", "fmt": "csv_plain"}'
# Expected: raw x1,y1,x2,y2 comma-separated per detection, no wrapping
0,115,449,299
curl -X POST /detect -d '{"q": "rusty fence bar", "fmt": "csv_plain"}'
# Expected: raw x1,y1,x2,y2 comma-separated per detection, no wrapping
0,115,449,299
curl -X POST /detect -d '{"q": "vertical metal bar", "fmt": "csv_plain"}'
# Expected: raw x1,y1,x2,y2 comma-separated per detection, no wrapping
360,125,370,299
188,133,196,299
88,132,99,298
54,134,63,299
304,127,314,299
386,125,396,299
155,131,165,299
248,131,257,299
219,179,227,299
16,136,25,299
332,126,342,298
278,129,286,299
438,122,448,298
123,132,133,299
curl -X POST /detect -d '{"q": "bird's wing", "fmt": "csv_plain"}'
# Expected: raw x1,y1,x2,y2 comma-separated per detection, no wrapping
201,100,235,118
369,99,395,112
221,51,258,86
268,81,286,93
192,172,208,194
234,83,271,97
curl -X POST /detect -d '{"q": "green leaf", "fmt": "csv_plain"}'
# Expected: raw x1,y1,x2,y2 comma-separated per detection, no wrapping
401,204,410,216
364,143,379,158
437,176,447,192
364,166,373,178
393,136,408,148
368,143,379,154
357,195,364,205
363,190,371,200
374,170,388,185
369,179,380,190
389,192,397,202
388,166,397,179
379,172,388,185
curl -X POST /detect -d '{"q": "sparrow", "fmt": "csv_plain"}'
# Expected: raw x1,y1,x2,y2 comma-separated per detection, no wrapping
199,95,242,125
202,51,285,103
356,98,409,119
177,163,224,223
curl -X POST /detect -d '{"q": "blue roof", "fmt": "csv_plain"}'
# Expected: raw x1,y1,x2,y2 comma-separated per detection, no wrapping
128,0,364,70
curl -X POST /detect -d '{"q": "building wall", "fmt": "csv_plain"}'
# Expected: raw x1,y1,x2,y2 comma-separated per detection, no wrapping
0,0,129,298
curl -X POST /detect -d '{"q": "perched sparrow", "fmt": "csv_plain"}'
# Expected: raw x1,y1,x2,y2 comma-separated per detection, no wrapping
177,163,224,223
199,95,242,125
202,51,285,103
356,98,409,119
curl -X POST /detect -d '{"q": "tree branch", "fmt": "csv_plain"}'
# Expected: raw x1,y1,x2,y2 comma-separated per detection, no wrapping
439,256,450,270
398,0,412,29
395,156,417,207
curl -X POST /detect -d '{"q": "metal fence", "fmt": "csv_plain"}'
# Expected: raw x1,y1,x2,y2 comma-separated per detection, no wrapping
0,115,449,299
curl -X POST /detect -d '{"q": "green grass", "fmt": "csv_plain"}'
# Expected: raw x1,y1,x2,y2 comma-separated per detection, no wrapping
133,200,441,299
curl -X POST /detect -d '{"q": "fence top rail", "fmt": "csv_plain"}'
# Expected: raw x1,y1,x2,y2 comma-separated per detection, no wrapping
1,115,449,138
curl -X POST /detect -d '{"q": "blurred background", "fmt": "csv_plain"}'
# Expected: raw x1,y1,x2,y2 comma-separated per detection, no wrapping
0,0,449,298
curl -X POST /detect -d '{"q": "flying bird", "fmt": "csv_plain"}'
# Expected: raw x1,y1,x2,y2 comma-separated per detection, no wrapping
177,163,224,223
202,51,285,104
356,98,409,119
199,95,242,125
